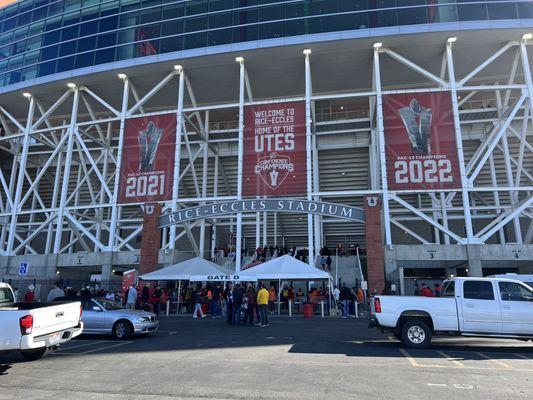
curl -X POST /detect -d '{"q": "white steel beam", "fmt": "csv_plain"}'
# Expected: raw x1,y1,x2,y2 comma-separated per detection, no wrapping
304,51,315,266
235,59,245,272
383,48,448,88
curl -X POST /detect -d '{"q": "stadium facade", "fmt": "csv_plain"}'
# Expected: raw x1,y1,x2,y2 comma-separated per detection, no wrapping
0,0,532,296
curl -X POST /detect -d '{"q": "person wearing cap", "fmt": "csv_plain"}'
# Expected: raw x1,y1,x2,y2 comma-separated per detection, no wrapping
47,281,65,302
24,285,36,302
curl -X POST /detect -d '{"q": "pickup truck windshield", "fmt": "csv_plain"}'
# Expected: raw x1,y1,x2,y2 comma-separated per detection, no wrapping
0,288,14,304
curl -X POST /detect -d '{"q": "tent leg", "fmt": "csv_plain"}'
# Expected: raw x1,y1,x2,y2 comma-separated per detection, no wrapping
278,278,281,316
289,300,292,317
177,280,181,317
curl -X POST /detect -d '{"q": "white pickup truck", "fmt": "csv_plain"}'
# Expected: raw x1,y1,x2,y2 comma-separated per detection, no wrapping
369,277,533,348
0,282,84,360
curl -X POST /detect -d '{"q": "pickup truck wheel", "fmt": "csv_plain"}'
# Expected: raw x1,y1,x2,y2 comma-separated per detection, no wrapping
401,319,432,349
20,347,47,361
113,320,132,339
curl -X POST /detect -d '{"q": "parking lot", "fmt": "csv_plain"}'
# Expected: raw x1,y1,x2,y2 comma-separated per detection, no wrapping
1,317,532,399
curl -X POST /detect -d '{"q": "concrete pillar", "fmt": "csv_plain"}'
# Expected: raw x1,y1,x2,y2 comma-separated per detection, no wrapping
467,244,483,277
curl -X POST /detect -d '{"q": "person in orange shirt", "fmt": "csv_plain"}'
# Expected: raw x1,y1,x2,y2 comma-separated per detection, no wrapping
268,285,276,313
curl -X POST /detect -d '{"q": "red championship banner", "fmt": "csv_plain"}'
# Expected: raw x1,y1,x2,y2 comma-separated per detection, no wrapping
118,113,176,203
243,101,306,197
383,92,461,190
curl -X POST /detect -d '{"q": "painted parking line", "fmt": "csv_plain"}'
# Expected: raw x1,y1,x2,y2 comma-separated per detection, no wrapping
475,352,513,369
79,341,132,354
399,348,422,367
436,350,465,368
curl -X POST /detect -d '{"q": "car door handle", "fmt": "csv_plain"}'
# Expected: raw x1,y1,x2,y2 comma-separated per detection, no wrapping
502,305,511,309
465,303,474,308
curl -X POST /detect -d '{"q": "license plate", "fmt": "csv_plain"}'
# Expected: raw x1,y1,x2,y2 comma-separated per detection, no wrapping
48,332,61,344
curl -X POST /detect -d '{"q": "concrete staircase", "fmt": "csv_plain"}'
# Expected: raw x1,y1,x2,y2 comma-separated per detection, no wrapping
316,255,365,287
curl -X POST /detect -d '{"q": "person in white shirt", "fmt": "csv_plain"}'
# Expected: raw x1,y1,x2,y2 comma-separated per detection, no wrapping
126,284,137,309
47,282,65,302
333,286,340,303
106,291,116,301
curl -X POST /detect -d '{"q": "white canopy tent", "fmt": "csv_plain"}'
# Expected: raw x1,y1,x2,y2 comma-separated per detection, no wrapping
139,257,232,281
239,255,333,316
238,255,332,281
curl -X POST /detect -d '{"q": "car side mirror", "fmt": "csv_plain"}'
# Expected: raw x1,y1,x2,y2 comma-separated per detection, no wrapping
92,306,102,312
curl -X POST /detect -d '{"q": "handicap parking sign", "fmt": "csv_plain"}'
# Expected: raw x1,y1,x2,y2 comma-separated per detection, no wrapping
18,262,29,277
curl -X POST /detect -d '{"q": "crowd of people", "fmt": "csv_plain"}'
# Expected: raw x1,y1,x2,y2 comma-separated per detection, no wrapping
413,282,443,297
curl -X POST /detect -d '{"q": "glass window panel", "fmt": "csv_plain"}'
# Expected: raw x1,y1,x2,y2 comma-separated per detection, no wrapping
65,0,83,12
464,281,495,300
27,36,43,52
23,50,39,65
57,56,75,72
8,54,24,70
45,15,62,31
97,32,117,48
487,3,517,20
258,6,283,22
99,16,120,32
233,0,259,7
63,11,81,27
431,5,458,23
284,18,307,36
77,36,96,52
232,24,258,42
41,45,59,61
74,52,95,69
100,1,120,16
258,21,283,39
12,40,27,55
0,46,10,61
209,12,232,29
0,59,7,74
140,7,162,24
59,41,77,56
233,9,258,25
38,60,57,77
518,3,533,18
28,21,45,36
0,33,13,47
183,32,207,49
162,3,184,19
116,43,135,60
310,16,337,33
120,12,140,28
458,4,488,21
208,27,233,46
9,70,22,85
135,38,159,56
160,36,181,53
2,18,16,33
398,6,427,25
48,2,64,16
499,282,533,301
375,9,398,27
161,20,184,36
285,3,306,19
210,0,233,12
81,5,100,22
185,0,208,16
121,0,141,12
31,6,48,22
43,30,61,46
80,21,98,36
138,24,161,40
118,29,136,44
142,0,162,7
184,16,208,32
94,48,116,65
309,0,338,15
63,26,80,41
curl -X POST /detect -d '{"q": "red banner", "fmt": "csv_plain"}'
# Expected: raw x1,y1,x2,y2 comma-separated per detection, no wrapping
243,101,307,197
118,114,176,203
383,92,461,190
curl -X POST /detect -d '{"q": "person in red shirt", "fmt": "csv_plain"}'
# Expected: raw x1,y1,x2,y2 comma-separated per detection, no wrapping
24,285,36,302
420,283,435,297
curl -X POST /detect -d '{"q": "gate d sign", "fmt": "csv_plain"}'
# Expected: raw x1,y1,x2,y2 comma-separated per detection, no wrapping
19,262,29,277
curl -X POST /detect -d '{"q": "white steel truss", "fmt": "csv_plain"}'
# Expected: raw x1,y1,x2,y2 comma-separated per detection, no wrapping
0,35,531,269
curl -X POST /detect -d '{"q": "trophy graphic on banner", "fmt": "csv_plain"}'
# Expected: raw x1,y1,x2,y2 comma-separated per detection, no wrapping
269,170,279,187
138,121,163,171
398,98,432,155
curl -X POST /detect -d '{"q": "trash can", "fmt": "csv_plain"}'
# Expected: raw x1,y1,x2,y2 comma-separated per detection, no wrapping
303,303,314,318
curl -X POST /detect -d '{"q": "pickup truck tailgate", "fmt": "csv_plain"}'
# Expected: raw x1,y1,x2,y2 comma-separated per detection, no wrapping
31,302,81,336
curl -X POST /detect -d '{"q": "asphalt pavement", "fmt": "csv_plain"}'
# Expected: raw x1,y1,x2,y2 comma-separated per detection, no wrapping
1,316,532,399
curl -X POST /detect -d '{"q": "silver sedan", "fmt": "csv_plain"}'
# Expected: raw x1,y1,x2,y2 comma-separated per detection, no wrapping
55,296,159,339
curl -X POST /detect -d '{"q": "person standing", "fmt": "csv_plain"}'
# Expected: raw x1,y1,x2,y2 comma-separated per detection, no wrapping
326,255,332,271
257,283,269,327
233,284,244,325
193,290,205,318
339,283,351,318
211,285,221,318
47,282,65,301
126,284,137,309
24,285,36,302
224,283,234,324
244,285,256,325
